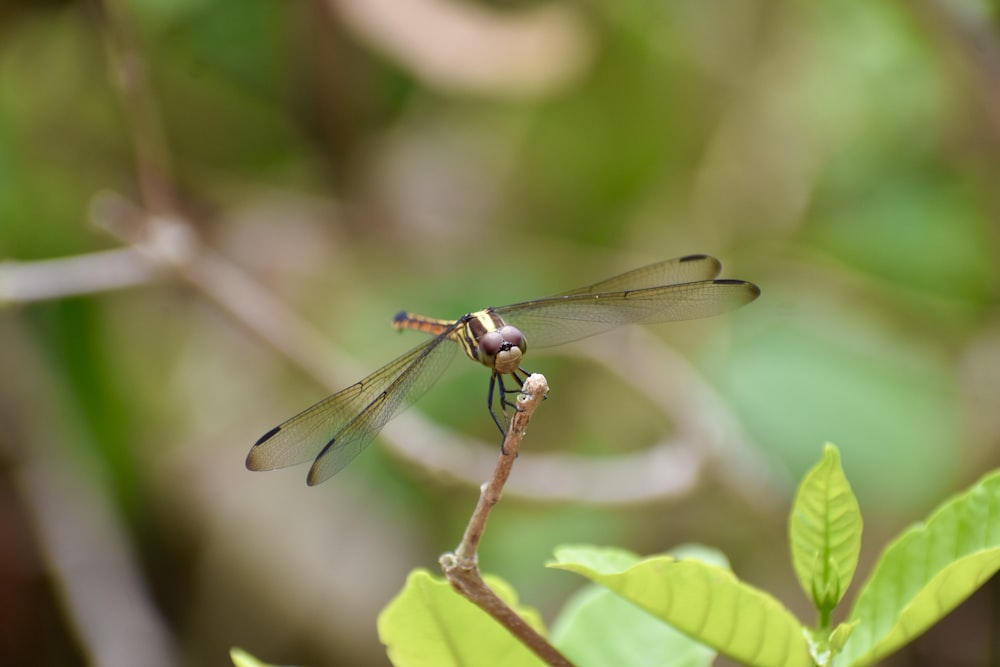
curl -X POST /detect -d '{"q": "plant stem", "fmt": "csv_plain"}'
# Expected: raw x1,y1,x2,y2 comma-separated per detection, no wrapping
440,374,573,667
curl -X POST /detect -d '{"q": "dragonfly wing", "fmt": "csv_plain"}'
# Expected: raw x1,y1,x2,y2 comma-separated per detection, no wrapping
556,254,723,296
497,279,760,349
247,334,459,481
304,335,461,485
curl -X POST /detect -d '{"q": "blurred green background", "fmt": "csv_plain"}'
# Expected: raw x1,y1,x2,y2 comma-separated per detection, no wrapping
1,0,998,665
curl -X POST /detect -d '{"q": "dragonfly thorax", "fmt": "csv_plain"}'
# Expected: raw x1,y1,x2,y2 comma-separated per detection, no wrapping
475,325,526,373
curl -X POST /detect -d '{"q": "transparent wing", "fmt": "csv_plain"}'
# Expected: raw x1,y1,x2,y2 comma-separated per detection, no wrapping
247,332,459,483
556,254,723,296
496,279,760,349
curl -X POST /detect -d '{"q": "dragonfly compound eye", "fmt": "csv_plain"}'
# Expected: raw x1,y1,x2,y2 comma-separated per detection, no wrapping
498,325,526,352
477,331,504,361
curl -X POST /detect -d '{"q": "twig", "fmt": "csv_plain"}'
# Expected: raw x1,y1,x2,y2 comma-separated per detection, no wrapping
439,374,573,667
89,192,358,393
0,249,160,305
91,0,177,214
325,0,594,97
910,0,1000,141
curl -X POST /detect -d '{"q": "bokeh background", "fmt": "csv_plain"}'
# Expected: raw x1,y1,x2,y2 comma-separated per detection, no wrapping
2,0,999,665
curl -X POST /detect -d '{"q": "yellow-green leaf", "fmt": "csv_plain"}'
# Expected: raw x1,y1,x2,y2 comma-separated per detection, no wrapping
378,569,547,667
229,647,288,667
551,583,716,667
550,545,728,667
789,443,862,614
836,469,1000,666
549,548,810,667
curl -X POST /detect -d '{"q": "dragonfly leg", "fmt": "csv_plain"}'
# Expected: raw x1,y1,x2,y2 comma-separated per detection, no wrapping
487,370,507,437
499,369,529,414
488,369,537,453
488,370,524,450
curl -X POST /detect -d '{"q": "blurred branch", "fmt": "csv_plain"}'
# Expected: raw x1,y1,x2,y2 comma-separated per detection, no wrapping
16,462,178,667
91,0,176,214
2,320,177,667
7,0,767,510
325,0,594,97
0,6,184,662
440,374,573,667
0,201,765,508
0,181,767,508
89,189,766,507
910,0,1000,141
0,249,160,305
569,326,785,511
89,191,351,392
384,325,780,507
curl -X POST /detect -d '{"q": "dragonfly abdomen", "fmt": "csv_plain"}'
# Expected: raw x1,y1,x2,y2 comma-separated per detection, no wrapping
392,311,453,335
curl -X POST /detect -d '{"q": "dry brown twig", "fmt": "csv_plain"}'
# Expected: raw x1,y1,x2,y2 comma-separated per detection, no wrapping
439,373,574,667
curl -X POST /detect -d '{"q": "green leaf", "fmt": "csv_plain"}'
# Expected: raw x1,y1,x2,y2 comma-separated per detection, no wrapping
551,544,730,576
789,443,862,616
549,545,727,667
549,547,811,667
229,647,289,667
835,468,1000,666
551,583,716,667
378,569,548,667
550,545,643,574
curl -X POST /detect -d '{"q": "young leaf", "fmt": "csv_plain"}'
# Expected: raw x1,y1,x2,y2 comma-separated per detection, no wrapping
549,548,811,667
789,443,862,617
827,622,856,655
835,468,1000,666
803,621,857,667
378,569,547,667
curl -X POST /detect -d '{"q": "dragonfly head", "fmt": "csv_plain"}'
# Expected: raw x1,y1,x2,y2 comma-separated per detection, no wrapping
476,325,526,374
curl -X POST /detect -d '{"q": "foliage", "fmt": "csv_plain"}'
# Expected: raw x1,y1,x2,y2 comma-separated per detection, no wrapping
341,444,1000,667
378,571,548,667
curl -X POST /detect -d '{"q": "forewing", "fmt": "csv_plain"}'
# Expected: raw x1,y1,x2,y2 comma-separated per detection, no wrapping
247,334,459,480
556,254,722,296
497,279,760,349
305,335,461,484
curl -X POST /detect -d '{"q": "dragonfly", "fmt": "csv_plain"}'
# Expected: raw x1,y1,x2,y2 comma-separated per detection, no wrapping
247,254,760,485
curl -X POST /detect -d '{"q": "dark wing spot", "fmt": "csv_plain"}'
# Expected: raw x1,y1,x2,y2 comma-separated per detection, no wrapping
715,279,760,294
253,425,282,447
712,279,761,297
